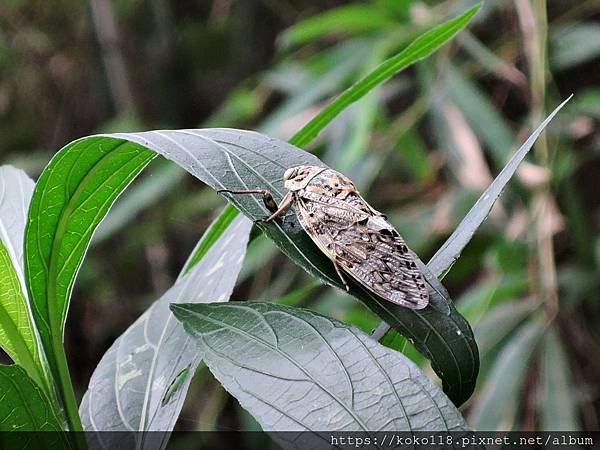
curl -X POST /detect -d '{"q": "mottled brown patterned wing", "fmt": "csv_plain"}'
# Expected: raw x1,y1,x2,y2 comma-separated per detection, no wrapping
295,194,429,309
334,215,429,309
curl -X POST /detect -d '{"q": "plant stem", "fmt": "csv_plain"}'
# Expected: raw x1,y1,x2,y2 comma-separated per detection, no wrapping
53,332,87,448
516,0,559,317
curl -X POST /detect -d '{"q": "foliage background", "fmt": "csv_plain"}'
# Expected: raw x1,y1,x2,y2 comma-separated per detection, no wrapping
1,0,599,439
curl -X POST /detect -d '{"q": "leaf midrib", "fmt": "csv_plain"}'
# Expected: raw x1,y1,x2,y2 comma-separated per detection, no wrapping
46,143,154,337
179,305,372,431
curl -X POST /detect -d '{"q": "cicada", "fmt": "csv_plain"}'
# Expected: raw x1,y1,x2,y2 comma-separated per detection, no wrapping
219,165,429,309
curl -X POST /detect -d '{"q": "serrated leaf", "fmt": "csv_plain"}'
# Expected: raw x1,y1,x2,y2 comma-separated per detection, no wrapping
171,301,470,437
0,364,70,448
0,166,50,395
80,213,251,447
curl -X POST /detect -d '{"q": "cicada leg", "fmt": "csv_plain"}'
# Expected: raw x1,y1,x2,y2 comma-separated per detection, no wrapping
217,189,295,223
332,258,350,292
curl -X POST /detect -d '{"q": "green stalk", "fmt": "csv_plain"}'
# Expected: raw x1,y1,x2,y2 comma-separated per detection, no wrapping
51,333,83,431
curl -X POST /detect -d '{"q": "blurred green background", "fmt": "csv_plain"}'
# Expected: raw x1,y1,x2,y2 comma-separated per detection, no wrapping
1,0,599,437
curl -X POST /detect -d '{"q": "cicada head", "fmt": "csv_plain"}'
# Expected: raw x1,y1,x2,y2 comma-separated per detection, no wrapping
283,165,327,191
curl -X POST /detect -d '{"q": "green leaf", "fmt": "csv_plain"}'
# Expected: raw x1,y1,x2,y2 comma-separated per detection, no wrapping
0,365,70,446
427,96,573,278
396,129,435,182
80,214,252,442
261,40,370,139
444,65,515,167
93,158,186,244
567,87,600,120
289,3,482,147
540,328,581,431
551,22,600,70
373,98,573,403
25,139,157,431
471,300,534,379
458,274,528,324
80,129,476,406
279,4,396,49
171,302,470,433
469,321,543,431
0,166,51,395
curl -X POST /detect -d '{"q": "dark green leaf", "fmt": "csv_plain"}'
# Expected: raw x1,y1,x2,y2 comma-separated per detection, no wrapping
171,302,470,434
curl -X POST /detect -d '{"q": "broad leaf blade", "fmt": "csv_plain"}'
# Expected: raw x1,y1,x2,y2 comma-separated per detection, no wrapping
427,96,573,278
80,214,251,448
0,365,70,447
24,142,157,392
0,166,50,394
103,128,476,405
171,302,470,437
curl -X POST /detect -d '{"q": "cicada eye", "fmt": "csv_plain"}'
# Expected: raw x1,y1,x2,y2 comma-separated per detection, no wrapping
283,167,299,181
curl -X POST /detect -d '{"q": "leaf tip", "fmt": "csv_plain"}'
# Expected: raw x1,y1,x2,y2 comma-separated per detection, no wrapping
169,303,188,319
464,1,483,18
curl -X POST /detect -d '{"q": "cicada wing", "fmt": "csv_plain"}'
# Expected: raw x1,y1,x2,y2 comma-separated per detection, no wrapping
334,219,429,309
294,177,429,310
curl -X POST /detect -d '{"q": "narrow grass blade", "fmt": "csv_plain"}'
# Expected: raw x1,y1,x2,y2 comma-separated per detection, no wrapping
427,96,573,278
290,3,482,147
540,328,581,431
279,4,395,49
469,321,543,430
